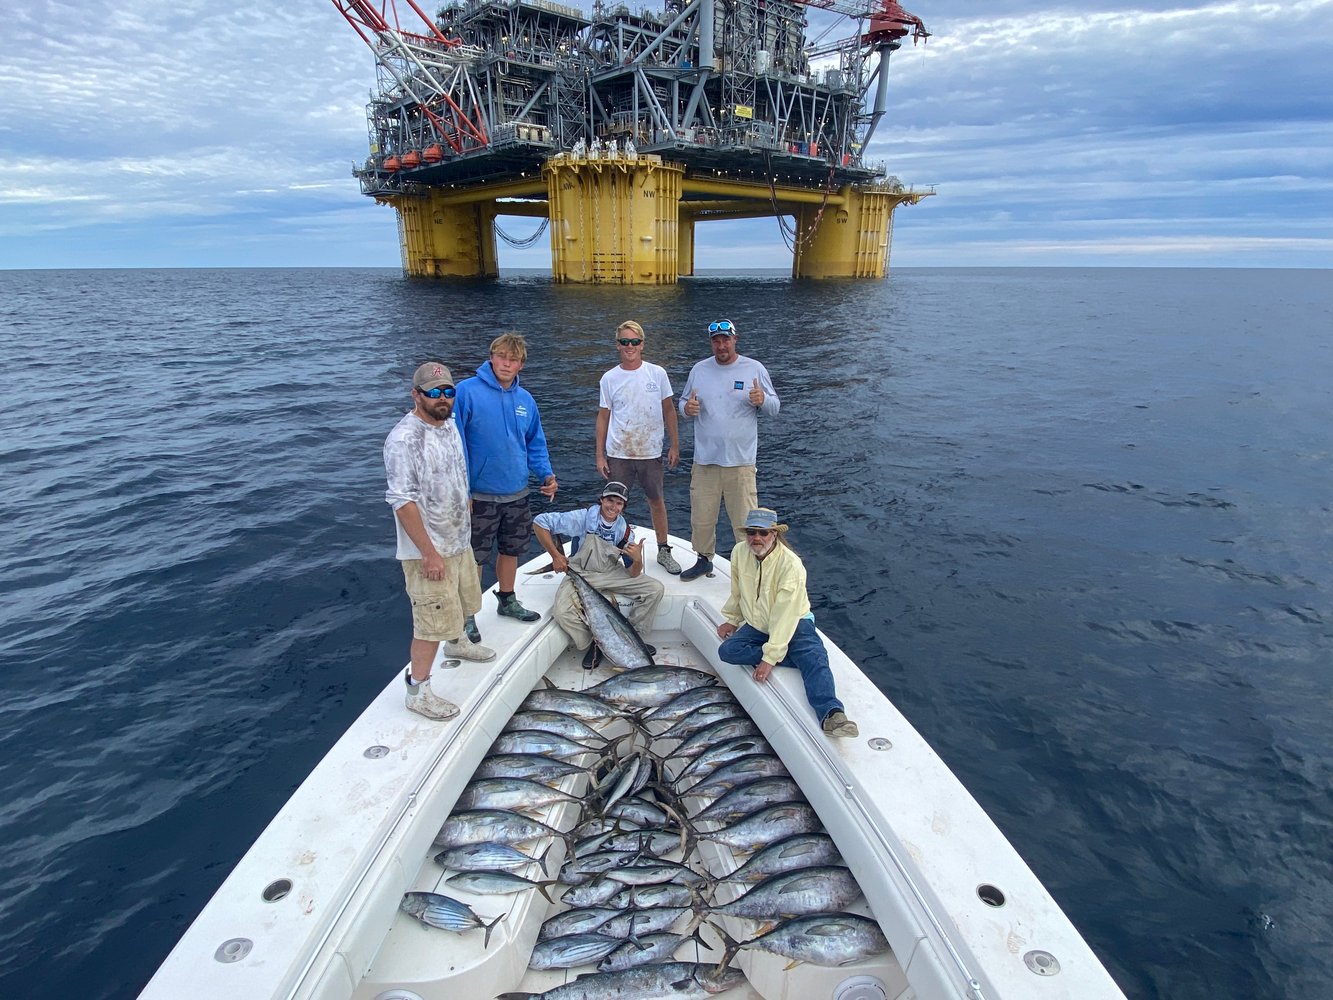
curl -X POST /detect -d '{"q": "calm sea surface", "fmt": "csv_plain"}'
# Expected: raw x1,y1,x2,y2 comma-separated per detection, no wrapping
0,267,1329,999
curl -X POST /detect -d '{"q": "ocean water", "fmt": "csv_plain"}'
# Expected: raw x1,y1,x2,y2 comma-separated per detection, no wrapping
0,266,1329,999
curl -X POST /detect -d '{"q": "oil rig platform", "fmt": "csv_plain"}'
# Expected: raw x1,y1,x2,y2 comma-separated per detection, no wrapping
333,0,933,282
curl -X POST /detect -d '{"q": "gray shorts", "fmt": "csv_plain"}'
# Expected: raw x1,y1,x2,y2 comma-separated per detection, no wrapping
607,456,665,502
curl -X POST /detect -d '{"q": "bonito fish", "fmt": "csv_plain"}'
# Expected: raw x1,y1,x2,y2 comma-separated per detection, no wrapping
398,891,503,947
565,567,655,670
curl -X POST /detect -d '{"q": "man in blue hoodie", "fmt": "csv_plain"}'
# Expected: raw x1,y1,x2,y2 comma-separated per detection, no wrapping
452,332,559,635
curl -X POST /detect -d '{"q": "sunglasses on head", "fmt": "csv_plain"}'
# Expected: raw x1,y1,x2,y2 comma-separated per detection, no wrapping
416,385,456,399
709,320,735,334
745,528,772,537
617,337,643,346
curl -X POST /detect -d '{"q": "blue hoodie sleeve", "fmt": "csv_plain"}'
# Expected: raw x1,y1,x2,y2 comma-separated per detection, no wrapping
525,392,554,481
451,379,472,471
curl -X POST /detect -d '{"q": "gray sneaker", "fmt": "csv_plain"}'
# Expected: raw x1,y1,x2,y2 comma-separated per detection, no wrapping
444,638,497,662
405,676,459,721
656,546,682,575
463,615,482,644
822,711,859,738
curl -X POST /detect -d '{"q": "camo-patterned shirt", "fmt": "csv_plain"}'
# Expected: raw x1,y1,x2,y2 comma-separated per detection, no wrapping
384,412,471,560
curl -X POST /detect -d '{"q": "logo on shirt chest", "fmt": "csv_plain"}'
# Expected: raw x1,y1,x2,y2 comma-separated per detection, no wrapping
733,381,745,391
515,404,529,417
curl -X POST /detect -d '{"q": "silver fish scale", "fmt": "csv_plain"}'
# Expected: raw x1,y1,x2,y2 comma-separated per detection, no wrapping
565,568,655,670
434,841,545,873
586,667,717,708
528,932,623,970
711,866,861,920
521,688,622,722
490,729,598,760
690,777,803,828
456,777,580,813
399,891,483,932
433,809,563,849
673,736,775,790
683,753,791,800
671,718,762,760
741,912,890,966
722,832,842,882
597,931,693,972
504,710,606,744
538,906,621,940
645,685,742,725
473,753,586,784
652,701,747,742
699,802,823,852
595,905,692,939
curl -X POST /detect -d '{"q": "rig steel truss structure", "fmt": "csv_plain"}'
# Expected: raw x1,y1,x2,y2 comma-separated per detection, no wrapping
332,0,933,281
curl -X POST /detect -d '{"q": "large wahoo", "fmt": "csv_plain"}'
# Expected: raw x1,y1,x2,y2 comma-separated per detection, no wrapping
565,567,655,670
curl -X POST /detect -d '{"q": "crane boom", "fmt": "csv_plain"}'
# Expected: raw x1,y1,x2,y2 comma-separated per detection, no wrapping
797,0,930,46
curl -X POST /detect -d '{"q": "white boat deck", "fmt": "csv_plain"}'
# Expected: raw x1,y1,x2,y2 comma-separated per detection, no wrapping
140,536,1126,1000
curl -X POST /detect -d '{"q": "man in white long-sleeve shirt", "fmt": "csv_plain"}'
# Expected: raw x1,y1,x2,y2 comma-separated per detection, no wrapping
677,319,780,581
384,362,496,721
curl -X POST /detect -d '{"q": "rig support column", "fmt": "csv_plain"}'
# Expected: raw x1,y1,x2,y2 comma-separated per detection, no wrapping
792,186,899,279
544,155,684,284
389,192,498,278
677,217,696,276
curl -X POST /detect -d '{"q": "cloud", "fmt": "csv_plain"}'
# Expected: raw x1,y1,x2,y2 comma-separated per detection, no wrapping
0,0,1329,268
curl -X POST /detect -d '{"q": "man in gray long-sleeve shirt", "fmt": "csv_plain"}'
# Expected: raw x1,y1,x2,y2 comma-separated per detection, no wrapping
677,319,780,581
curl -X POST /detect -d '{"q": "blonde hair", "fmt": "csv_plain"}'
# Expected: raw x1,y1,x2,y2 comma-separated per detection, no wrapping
489,332,528,362
617,320,645,339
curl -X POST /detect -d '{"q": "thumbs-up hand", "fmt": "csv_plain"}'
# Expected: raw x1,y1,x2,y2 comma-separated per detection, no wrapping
685,390,701,417
748,378,764,407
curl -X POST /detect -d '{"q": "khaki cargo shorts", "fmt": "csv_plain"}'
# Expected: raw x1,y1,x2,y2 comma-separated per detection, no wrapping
401,550,482,642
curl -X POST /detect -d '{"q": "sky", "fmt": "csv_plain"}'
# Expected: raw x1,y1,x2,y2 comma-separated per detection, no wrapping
1,0,1329,270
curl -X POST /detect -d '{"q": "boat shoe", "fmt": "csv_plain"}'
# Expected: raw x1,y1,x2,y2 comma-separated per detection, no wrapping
444,638,497,661
496,592,540,622
679,555,713,581
405,676,459,721
822,711,860,738
656,546,682,575
463,615,482,644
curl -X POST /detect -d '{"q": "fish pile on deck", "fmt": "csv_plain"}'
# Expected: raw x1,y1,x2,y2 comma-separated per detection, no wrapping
400,660,890,999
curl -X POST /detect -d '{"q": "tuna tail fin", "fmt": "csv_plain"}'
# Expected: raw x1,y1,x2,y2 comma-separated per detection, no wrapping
534,842,553,878
536,879,559,904
707,920,746,967
481,911,506,949
524,561,556,575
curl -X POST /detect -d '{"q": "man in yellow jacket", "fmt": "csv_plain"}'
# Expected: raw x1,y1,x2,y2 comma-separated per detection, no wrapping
716,507,859,738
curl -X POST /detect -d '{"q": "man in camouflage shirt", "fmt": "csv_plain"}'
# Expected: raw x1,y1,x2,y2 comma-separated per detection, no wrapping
384,362,496,721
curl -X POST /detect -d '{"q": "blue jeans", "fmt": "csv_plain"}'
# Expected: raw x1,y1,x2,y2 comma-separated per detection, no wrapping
718,619,843,723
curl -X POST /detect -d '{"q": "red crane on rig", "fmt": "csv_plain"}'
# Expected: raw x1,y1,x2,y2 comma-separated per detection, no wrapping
331,0,488,154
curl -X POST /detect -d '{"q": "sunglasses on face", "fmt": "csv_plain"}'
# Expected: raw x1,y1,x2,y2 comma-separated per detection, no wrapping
708,320,735,334
745,528,772,537
416,385,456,399
617,337,643,346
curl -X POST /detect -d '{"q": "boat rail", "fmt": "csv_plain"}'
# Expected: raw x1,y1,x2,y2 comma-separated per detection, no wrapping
280,621,555,1000
684,598,989,1000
